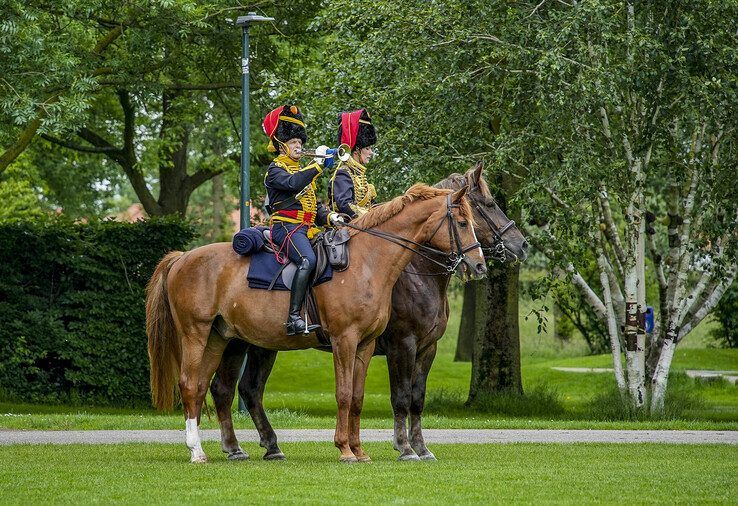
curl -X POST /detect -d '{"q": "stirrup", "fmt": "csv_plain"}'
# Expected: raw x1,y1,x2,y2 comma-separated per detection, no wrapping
285,316,321,336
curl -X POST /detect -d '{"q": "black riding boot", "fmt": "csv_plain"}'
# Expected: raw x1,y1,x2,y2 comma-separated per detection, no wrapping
285,258,322,336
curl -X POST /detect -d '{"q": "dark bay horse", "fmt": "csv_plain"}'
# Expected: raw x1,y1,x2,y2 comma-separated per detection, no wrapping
210,164,528,461
146,184,486,463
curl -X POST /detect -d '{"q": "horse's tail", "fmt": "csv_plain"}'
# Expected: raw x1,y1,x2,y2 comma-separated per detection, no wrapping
146,251,184,411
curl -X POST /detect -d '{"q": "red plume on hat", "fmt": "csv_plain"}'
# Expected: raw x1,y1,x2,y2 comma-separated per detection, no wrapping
262,107,283,139
337,109,376,151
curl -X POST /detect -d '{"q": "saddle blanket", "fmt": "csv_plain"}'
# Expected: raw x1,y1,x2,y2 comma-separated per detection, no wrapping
246,247,333,291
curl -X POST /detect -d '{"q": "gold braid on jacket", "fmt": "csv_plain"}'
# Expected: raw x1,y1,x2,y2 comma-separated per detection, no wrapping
267,154,323,238
331,157,376,217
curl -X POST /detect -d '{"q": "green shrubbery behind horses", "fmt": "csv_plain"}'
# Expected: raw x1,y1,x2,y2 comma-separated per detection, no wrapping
0,218,194,405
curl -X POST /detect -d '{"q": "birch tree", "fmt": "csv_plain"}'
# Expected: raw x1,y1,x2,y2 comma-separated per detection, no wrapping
495,1,738,411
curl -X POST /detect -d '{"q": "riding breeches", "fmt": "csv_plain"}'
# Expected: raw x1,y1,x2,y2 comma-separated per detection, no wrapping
269,222,317,271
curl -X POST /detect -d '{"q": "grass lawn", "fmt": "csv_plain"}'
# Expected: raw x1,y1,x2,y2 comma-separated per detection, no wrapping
1,442,736,504
2,293,736,431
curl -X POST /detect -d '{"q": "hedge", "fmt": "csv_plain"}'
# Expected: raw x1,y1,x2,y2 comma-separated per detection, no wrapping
0,217,195,406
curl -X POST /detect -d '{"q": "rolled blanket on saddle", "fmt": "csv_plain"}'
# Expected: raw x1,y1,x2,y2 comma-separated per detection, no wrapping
232,227,267,255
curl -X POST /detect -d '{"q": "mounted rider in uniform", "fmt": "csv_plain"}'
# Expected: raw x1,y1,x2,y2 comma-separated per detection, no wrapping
262,105,343,335
328,109,378,220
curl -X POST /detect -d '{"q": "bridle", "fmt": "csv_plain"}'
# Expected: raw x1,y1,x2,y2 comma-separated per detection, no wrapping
339,194,481,275
465,182,517,263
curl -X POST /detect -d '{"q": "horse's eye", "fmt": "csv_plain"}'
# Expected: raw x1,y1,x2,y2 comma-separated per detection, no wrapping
459,221,468,228
485,200,495,208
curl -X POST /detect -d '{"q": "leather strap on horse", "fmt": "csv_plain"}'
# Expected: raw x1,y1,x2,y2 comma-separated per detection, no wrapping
465,183,516,262
339,194,480,274
306,289,331,346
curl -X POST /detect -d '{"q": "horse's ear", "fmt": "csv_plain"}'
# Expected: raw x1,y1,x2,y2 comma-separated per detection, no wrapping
451,186,468,204
472,161,484,184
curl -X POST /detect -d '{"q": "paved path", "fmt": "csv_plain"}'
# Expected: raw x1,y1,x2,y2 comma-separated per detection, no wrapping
1,429,736,445
552,367,738,384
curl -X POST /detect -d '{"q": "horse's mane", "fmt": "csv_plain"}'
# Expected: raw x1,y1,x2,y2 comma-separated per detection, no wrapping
351,183,473,234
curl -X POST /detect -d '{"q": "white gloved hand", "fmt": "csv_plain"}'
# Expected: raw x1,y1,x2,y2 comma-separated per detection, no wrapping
314,145,329,167
329,213,345,226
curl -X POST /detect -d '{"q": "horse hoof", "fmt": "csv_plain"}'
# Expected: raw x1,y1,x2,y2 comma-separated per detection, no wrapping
227,450,250,461
418,452,437,461
398,452,421,462
191,455,209,464
357,455,372,463
339,455,359,463
264,452,286,461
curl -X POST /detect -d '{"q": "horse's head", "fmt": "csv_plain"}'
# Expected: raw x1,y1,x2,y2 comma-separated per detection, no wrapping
443,163,529,263
421,186,487,281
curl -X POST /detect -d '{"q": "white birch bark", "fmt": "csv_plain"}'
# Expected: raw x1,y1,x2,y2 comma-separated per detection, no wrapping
652,267,736,412
636,214,647,403
623,132,646,408
649,337,675,412
564,264,608,324
599,187,626,276
598,253,627,396
678,267,737,341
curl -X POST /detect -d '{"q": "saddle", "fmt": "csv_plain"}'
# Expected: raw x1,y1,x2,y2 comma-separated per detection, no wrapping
261,227,351,288
259,227,350,347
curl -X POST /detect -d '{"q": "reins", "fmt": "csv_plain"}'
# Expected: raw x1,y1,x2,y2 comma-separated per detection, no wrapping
401,182,517,276
338,194,480,275
465,183,516,263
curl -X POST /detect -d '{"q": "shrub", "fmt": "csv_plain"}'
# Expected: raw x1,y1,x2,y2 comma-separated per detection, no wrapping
0,217,195,405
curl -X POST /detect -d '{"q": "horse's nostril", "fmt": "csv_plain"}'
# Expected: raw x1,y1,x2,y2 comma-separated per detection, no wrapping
476,263,487,273
522,240,529,250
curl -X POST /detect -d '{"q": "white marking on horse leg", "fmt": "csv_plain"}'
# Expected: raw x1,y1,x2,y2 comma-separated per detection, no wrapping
186,418,207,462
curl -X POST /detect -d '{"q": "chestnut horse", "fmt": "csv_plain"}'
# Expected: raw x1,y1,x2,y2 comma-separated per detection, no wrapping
210,164,529,462
146,184,486,463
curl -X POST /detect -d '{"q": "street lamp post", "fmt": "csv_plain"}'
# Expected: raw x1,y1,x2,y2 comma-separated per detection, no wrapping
235,12,273,412
236,12,274,230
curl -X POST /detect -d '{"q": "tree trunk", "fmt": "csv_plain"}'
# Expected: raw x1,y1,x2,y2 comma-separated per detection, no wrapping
157,92,192,216
467,261,523,403
466,172,524,403
650,337,675,412
212,173,225,241
455,280,479,362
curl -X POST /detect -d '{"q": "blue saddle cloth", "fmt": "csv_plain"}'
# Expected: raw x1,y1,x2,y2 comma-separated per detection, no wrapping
246,249,333,291
233,226,331,291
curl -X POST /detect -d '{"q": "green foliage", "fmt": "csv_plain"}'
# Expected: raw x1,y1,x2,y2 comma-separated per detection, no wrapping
0,217,195,405
0,159,48,221
2,1,322,223
273,0,509,198
712,281,738,348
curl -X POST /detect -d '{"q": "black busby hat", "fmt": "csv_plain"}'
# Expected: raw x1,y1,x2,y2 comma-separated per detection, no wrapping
337,109,376,151
263,105,307,152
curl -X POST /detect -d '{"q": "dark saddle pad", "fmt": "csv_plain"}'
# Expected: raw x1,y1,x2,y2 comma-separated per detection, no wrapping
247,229,344,291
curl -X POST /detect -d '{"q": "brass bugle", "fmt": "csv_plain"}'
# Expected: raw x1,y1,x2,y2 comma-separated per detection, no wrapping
298,143,351,162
